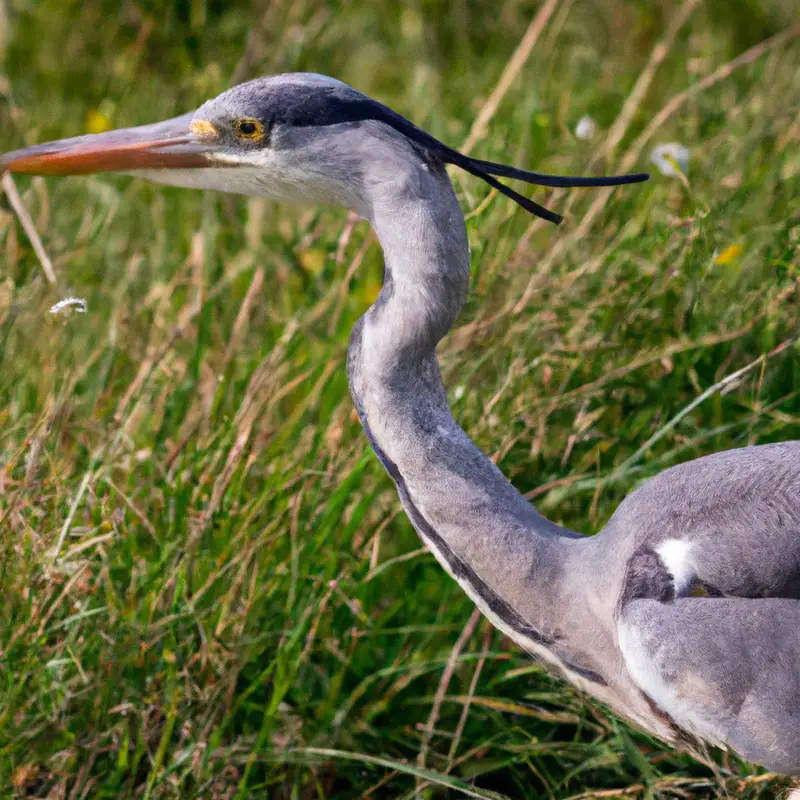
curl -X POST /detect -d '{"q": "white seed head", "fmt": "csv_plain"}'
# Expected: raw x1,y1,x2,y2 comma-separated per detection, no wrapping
574,115,598,141
650,143,690,177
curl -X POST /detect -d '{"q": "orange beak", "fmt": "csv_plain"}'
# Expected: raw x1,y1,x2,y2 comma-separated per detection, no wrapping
1,113,221,176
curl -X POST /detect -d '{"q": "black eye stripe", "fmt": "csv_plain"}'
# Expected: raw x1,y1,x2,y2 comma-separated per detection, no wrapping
233,82,646,223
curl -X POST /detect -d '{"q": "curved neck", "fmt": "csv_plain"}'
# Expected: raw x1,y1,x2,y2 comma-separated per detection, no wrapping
347,157,578,650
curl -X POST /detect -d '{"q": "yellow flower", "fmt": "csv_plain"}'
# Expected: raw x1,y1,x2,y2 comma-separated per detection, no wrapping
714,244,744,264
85,109,112,134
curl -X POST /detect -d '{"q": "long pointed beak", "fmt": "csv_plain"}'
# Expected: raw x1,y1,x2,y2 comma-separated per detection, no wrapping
0,113,222,176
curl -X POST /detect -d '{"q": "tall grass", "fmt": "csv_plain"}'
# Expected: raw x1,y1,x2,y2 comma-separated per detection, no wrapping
1,0,799,796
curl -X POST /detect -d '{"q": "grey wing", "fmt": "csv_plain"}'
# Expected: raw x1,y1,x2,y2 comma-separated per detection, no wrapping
619,596,800,774
607,442,800,598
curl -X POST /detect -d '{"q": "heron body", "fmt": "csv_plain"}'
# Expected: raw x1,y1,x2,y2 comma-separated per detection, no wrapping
4,73,800,774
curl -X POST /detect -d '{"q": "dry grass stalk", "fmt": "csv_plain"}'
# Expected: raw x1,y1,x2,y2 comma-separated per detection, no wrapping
461,0,561,154
2,172,57,285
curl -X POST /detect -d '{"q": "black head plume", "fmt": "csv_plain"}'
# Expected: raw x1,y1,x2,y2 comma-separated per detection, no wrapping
384,116,649,225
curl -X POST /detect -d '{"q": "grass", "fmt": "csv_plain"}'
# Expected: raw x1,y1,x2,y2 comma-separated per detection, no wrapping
1,0,799,796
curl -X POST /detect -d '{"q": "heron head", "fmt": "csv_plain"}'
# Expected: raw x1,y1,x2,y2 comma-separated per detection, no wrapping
1,73,648,224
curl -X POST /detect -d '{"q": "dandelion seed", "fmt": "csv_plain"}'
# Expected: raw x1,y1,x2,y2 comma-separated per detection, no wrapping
651,143,690,177
49,297,87,315
574,115,598,141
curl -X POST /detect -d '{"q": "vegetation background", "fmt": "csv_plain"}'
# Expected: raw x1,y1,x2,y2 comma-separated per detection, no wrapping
1,0,799,796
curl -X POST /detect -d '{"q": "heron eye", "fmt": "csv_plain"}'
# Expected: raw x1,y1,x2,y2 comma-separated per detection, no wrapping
234,119,265,140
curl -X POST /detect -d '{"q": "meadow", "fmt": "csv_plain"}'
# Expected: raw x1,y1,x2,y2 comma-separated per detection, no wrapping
1,0,799,796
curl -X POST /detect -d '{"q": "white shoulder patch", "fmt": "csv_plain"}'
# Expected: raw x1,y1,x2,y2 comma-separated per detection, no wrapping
655,538,695,596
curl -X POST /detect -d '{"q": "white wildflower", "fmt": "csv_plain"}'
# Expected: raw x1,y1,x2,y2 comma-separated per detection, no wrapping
49,297,87,315
574,115,598,141
650,143,690,177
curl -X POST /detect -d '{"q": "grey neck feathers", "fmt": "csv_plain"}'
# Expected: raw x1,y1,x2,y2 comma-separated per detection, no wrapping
346,154,578,638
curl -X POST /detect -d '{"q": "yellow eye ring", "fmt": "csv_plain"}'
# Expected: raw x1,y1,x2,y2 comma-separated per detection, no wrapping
234,118,266,140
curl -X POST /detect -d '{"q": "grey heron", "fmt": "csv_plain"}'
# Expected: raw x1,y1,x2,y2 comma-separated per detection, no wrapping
3,73,800,775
